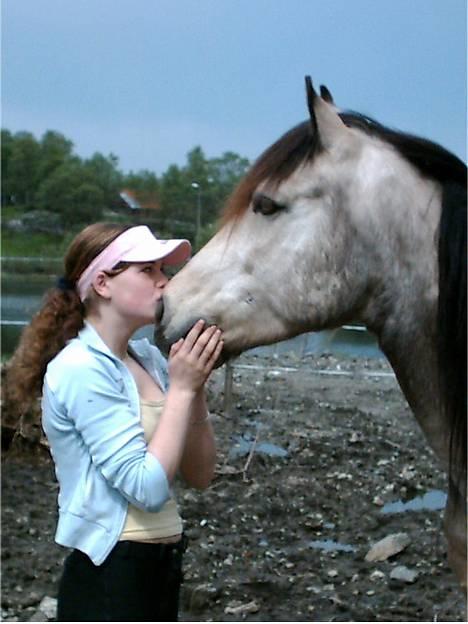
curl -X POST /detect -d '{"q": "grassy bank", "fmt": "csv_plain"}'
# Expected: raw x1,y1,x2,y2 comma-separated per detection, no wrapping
1,229,75,258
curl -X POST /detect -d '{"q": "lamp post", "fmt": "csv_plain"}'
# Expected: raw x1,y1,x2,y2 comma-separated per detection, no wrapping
191,181,202,247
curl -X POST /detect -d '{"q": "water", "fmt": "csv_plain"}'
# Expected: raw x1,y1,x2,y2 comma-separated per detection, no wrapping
229,435,289,460
1,275,383,359
308,539,356,553
1,275,56,357
381,490,447,514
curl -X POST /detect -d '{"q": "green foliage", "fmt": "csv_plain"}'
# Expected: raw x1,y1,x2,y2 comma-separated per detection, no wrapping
122,170,160,205
35,161,106,224
1,229,75,258
37,131,74,182
3,131,41,207
1,127,251,242
83,152,123,207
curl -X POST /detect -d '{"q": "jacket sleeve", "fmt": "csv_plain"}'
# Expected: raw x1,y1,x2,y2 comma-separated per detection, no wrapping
47,360,171,512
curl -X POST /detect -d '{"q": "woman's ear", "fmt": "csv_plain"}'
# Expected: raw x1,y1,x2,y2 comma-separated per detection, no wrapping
92,271,112,299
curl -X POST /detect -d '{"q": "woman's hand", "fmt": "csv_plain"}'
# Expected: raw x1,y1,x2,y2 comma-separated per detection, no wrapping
168,320,223,394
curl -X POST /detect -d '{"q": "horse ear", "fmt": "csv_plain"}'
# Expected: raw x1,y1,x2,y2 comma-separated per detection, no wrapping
305,76,319,137
320,84,334,105
305,76,348,149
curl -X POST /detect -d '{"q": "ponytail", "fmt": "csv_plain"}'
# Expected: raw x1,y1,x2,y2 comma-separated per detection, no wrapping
6,286,84,409
3,222,132,433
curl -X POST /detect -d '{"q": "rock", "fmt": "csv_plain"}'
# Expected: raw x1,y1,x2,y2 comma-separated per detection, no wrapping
224,600,260,615
390,565,419,583
188,583,219,613
21,592,41,608
29,596,56,621
365,532,411,562
19,210,64,235
400,465,416,480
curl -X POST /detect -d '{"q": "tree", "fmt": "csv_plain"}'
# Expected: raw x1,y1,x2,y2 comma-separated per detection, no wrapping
205,151,250,223
0,124,251,235
159,164,195,236
36,160,106,224
67,182,105,225
83,153,122,207
37,131,74,182
209,151,250,187
185,146,209,184
1,129,14,204
5,131,41,207
123,170,160,195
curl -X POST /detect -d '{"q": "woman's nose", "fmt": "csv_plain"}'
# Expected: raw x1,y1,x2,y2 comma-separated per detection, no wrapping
156,271,169,287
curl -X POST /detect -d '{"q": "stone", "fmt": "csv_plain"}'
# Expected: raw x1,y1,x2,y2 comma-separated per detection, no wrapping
390,565,419,583
21,592,41,608
224,600,260,615
32,597,56,621
188,583,219,613
365,532,411,562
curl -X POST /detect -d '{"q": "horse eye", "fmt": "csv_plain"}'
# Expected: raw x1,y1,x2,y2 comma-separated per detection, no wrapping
252,193,287,216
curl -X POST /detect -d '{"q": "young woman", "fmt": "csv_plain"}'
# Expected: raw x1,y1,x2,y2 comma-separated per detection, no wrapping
6,222,223,621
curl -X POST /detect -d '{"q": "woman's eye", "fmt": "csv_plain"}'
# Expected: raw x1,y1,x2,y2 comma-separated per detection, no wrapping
252,193,287,216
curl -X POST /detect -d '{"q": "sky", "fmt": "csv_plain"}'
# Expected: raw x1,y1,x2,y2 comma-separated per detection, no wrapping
2,0,466,175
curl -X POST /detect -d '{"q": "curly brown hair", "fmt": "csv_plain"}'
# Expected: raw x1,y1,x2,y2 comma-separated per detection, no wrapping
4,223,133,421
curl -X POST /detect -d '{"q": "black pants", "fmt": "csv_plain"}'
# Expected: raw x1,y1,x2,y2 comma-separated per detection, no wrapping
57,538,186,622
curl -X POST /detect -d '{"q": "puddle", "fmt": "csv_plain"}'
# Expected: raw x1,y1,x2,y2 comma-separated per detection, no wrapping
229,436,288,459
308,539,356,553
381,489,447,514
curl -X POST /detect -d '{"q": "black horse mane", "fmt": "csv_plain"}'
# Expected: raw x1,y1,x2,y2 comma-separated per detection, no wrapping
224,111,467,498
340,111,467,187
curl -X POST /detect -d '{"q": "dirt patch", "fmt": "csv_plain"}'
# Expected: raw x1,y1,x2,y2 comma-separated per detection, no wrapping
2,353,465,621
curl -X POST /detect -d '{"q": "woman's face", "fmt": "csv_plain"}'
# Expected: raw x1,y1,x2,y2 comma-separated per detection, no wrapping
106,260,168,327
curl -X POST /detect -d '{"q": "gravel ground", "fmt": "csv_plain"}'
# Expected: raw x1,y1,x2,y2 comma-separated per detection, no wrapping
1,352,466,622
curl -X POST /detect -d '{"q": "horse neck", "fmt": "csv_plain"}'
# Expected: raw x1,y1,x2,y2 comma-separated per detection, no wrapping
364,273,452,471
358,178,449,467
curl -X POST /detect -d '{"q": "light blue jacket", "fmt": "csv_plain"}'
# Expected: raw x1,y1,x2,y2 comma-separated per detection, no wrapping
42,322,171,565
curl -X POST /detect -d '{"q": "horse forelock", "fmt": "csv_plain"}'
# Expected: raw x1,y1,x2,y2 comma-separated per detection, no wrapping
221,121,319,227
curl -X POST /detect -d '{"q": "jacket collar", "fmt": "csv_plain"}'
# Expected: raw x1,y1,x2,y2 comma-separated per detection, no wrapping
79,321,155,369
78,321,119,361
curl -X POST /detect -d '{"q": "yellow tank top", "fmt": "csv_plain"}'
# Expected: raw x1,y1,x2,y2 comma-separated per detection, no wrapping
119,399,183,542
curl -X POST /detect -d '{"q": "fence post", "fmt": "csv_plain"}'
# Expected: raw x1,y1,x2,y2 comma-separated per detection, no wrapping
223,361,234,417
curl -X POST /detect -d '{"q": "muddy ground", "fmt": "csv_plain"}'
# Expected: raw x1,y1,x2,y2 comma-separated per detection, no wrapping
2,352,466,622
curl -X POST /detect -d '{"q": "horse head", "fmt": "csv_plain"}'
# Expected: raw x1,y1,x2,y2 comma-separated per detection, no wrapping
156,77,439,361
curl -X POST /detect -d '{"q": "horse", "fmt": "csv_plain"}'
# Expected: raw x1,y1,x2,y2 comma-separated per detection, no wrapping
156,77,467,587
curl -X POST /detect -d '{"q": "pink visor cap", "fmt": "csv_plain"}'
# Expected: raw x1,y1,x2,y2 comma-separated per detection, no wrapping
77,225,191,301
